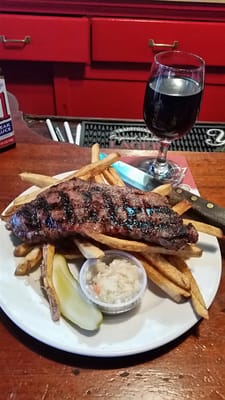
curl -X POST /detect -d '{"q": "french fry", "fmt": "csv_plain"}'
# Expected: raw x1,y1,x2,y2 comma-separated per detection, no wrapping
55,246,82,260
191,293,209,320
172,199,193,215
84,231,203,258
91,143,105,183
142,253,191,290
183,218,223,238
177,244,203,258
91,143,125,186
90,143,125,186
14,242,34,257
92,174,105,184
73,237,104,259
91,143,101,162
138,255,191,302
167,255,209,319
69,152,121,180
11,188,49,207
102,167,125,187
1,203,26,219
63,252,83,260
0,211,11,221
41,244,60,321
14,247,42,276
19,172,58,187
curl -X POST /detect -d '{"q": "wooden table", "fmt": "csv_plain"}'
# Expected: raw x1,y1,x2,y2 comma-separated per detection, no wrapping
1,113,225,400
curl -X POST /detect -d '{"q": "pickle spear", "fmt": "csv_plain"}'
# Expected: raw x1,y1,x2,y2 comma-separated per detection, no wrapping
52,254,103,331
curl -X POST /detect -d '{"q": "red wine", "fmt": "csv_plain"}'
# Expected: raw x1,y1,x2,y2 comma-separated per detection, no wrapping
143,77,203,140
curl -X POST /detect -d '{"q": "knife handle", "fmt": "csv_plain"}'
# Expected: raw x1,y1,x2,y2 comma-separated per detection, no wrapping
171,187,225,231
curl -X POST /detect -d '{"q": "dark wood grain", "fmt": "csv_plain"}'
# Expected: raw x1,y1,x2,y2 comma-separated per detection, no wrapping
1,115,225,400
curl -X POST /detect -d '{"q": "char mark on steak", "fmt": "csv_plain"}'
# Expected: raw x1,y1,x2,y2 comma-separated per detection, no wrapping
6,177,198,250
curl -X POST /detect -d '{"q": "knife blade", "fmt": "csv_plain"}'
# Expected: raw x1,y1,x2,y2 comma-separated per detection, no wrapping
99,153,225,231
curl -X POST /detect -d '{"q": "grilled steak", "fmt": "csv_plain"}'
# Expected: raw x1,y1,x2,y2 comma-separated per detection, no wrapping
6,177,198,250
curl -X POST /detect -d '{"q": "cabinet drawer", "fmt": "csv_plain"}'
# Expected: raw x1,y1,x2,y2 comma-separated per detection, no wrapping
91,18,225,67
0,14,90,62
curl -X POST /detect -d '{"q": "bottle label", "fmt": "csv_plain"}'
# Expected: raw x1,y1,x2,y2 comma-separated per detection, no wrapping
0,77,16,150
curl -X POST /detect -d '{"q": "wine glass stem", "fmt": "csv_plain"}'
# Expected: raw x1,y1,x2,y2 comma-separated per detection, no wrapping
152,140,171,176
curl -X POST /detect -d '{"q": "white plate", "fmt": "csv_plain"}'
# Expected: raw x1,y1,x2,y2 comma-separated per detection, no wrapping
0,177,222,357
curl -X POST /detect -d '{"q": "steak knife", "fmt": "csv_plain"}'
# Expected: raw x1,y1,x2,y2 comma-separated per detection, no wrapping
100,153,225,231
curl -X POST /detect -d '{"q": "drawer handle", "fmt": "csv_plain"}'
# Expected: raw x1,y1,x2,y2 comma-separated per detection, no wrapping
0,35,31,45
149,39,179,50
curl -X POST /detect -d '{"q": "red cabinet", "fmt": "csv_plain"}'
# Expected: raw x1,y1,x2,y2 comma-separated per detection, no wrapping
0,6,225,122
91,18,225,67
0,14,90,62
53,17,225,122
0,13,89,115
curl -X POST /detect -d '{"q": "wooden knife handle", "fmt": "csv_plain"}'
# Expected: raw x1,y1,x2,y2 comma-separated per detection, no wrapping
170,188,225,231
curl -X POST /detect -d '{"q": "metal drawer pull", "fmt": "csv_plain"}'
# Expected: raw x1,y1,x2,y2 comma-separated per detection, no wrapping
149,39,179,49
0,35,31,45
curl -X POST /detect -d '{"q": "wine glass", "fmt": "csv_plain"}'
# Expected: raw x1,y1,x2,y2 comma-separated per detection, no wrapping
140,50,205,183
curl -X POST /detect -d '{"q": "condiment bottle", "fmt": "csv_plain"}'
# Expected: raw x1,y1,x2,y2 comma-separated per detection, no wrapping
0,74,16,152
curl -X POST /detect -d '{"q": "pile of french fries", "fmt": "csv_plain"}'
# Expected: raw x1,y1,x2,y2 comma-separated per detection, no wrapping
1,144,223,322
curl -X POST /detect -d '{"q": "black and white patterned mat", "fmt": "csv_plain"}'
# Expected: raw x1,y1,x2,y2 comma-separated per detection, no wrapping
78,120,225,151
25,114,225,152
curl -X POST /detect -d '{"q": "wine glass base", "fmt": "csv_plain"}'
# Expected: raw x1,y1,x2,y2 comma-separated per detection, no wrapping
139,158,187,185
